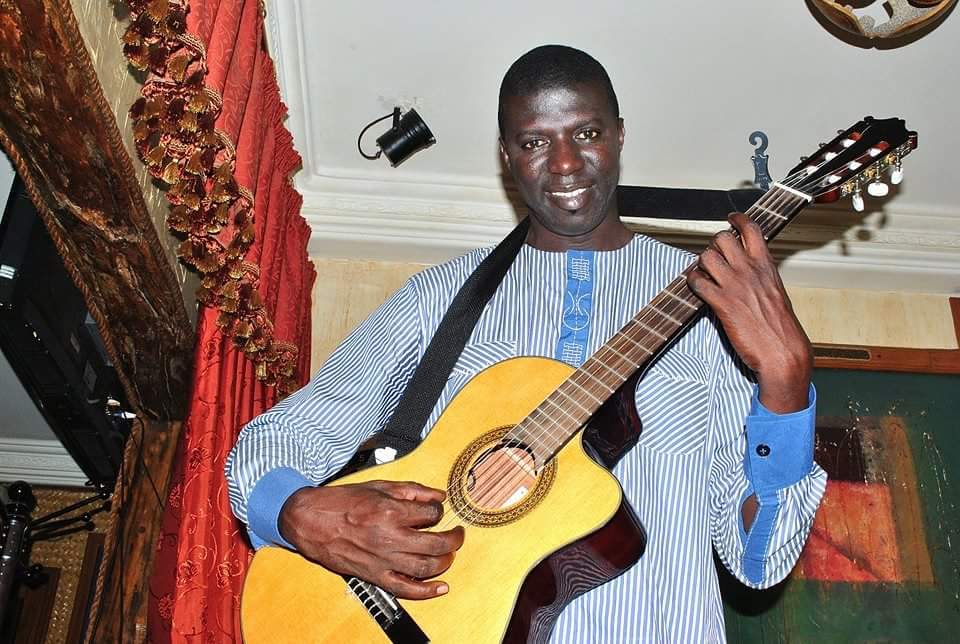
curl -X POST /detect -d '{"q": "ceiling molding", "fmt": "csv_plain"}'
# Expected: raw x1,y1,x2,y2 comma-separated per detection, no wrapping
0,438,89,487
268,0,960,296
301,181,960,294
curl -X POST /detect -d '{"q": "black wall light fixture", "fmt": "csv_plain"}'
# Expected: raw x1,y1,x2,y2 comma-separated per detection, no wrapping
357,107,436,166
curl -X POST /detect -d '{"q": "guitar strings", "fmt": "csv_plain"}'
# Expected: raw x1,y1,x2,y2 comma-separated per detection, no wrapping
427,170,815,533
430,171,814,532
441,184,811,525
457,170,814,509
432,148,896,560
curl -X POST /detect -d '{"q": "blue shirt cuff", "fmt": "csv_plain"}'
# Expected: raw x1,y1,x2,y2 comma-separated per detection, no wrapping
247,467,313,549
743,384,816,495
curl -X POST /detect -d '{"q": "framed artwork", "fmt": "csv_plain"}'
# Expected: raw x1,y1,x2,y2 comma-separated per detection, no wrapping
722,300,960,641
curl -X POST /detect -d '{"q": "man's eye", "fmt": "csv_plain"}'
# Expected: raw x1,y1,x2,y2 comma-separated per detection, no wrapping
576,129,600,141
521,139,546,150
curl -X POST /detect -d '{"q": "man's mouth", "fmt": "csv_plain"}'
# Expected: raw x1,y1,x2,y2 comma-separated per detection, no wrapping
548,187,588,198
546,184,593,211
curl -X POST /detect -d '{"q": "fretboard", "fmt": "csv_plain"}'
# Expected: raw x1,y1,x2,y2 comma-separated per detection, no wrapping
507,183,811,467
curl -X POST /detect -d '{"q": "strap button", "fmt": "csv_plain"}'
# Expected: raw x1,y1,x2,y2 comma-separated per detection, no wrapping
756,443,771,457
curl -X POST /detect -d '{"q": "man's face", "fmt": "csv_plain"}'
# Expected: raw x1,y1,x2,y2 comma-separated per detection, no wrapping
499,82,624,250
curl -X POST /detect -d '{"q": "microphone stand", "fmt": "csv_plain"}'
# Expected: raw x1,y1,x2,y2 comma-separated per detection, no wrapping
0,480,111,631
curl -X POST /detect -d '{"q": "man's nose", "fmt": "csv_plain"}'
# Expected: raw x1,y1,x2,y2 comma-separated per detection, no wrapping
547,139,584,176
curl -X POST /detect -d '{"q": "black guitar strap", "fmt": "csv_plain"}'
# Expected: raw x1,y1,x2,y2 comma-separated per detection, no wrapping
375,217,531,459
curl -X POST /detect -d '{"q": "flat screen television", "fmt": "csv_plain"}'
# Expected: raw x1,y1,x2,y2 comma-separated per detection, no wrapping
0,176,129,487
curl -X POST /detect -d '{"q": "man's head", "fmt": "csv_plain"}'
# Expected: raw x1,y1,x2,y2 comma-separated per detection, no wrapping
498,45,619,137
498,46,627,251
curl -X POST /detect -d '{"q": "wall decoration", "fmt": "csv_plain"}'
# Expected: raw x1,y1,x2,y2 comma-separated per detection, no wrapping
749,131,772,191
723,368,960,642
809,0,956,43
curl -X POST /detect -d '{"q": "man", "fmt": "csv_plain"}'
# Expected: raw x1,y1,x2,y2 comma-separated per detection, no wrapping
227,45,826,642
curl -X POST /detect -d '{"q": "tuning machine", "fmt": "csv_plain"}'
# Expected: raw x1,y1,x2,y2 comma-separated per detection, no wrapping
890,156,904,185
852,184,865,212
867,178,889,197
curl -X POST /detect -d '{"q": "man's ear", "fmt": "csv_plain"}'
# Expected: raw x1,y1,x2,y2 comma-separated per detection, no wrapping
499,139,511,172
617,118,625,151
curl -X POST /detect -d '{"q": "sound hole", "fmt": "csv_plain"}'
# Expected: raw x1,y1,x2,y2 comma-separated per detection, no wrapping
448,427,556,527
465,442,538,511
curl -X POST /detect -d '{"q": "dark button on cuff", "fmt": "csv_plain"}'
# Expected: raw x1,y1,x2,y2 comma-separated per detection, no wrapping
756,443,771,457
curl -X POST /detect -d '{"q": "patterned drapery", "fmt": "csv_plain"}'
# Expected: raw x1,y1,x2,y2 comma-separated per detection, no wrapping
117,0,315,639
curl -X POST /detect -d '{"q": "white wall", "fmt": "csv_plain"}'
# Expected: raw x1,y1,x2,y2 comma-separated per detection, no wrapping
267,1,960,294
0,151,13,208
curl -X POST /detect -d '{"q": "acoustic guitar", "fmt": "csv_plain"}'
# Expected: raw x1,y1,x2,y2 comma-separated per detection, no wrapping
241,117,916,643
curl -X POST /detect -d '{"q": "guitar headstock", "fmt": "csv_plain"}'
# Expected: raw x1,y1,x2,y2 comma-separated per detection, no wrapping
786,117,917,211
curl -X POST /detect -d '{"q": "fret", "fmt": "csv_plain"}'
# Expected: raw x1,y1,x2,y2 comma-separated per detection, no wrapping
521,409,566,449
648,303,683,327
575,365,615,394
587,356,630,381
541,394,586,426
522,407,557,435
632,318,668,341
771,182,812,203
599,343,635,367
563,376,605,405
508,421,540,451
553,386,596,416
611,331,653,355
751,204,788,220
529,425,566,456
663,288,699,310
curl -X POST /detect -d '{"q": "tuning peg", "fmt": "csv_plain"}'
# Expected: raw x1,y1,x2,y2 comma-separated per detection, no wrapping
890,163,904,185
867,180,889,197
852,188,865,212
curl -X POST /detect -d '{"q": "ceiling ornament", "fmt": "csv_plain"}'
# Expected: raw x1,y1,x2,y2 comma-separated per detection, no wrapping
809,0,956,43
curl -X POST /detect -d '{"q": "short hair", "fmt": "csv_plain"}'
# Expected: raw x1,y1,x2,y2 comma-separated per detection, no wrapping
498,45,619,136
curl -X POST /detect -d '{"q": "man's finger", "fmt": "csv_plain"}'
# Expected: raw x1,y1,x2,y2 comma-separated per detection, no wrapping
375,480,447,504
389,551,456,580
697,248,733,286
728,212,769,257
401,526,465,556
712,230,747,269
685,267,719,302
380,571,450,601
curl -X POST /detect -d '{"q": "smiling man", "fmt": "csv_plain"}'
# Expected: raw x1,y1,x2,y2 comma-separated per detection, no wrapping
227,45,826,642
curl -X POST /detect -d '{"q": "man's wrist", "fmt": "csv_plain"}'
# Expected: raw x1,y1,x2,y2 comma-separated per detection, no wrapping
755,363,812,414
247,467,313,549
278,486,315,547
754,337,812,406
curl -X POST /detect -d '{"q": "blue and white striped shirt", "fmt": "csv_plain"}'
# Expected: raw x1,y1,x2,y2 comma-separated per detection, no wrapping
226,234,826,643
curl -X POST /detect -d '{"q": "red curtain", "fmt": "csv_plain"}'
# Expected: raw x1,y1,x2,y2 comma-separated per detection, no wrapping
147,0,315,640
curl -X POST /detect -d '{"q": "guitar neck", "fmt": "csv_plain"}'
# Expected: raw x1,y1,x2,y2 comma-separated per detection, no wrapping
508,183,812,466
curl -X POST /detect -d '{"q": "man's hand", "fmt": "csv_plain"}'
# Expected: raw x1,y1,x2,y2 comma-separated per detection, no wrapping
278,480,465,600
686,212,812,413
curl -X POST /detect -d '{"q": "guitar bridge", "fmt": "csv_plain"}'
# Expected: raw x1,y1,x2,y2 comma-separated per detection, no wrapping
342,575,430,643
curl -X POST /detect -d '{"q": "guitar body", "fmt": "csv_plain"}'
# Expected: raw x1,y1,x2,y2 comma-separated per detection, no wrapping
241,356,646,643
